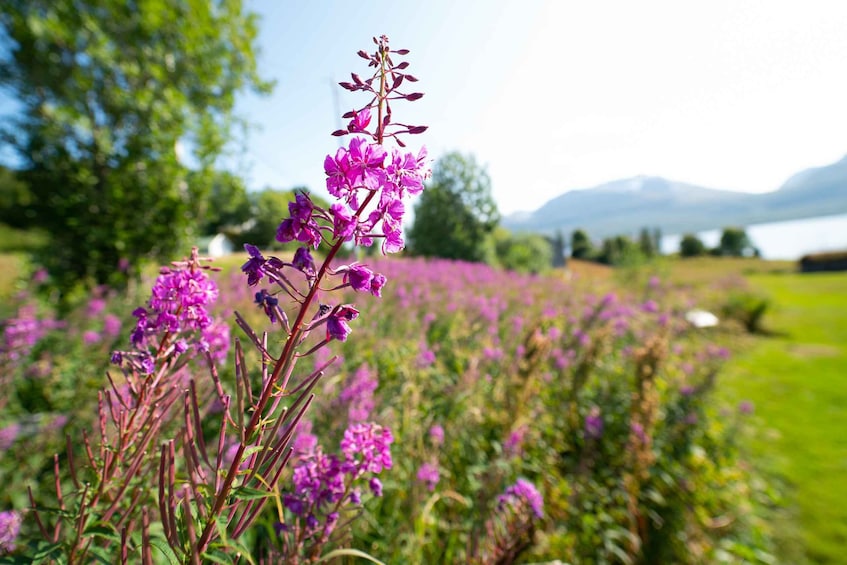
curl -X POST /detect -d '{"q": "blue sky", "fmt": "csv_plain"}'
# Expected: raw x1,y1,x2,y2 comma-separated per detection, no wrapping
235,0,847,215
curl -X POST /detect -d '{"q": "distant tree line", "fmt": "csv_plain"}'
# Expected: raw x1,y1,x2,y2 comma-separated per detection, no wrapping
568,225,758,265
678,227,759,258
569,227,662,266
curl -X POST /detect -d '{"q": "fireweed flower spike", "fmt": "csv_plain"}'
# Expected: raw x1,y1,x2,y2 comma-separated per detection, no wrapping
179,34,429,560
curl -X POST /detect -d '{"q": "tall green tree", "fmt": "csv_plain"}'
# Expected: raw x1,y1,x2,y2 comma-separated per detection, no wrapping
0,0,271,296
484,227,552,274
679,234,706,257
408,152,499,262
570,228,593,259
193,169,252,236
717,227,756,257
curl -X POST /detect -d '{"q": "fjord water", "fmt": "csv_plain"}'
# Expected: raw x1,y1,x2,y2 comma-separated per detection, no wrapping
661,213,847,260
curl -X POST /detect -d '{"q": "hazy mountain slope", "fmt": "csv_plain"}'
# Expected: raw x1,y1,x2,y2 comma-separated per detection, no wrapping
502,156,847,237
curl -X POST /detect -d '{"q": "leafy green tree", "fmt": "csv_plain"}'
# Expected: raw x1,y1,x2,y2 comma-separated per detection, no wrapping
717,227,755,257
639,226,657,257
679,234,706,257
0,164,34,228
0,0,271,296
193,169,252,235
570,228,594,259
597,235,642,266
485,227,552,274
408,152,499,262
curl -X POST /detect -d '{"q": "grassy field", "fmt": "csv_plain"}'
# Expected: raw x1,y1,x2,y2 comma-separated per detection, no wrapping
713,271,847,564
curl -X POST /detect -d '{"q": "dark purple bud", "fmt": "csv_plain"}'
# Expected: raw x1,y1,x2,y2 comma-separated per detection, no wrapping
342,110,356,119
357,50,369,59
392,75,404,89
351,73,363,85
404,75,419,82
331,129,348,137
395,61,410,70
338,82,357,91
393,48,410,55
405,92,424,101
409,125,428,134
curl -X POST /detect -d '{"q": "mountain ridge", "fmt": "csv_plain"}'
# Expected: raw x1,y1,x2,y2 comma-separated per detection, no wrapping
502,155,847,238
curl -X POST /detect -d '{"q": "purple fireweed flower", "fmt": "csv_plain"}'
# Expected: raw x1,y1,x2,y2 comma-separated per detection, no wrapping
631,422,647,444
340,422,393,477
254,289,279,324
241,243,268,286
339,363,378,423
86,297,106,318
429,424,445,447
330,203,357,240
326,305,359,342
0,423,21,451
285,447,346,520
129,261,219,349
369,477,383,497
347,137,387,191
417,343,436,368
498,478,544,519
739,400,755,415
584,406,604,440
504,425,528,457
0,510,21,553
200,320,230,362
292,247,316,278
345,265,374,292
292,420,318,457
417,462,440,492
103,314,122,338
370,272,386,297
82,330,101,345
139,354,155,375
33,268,48,284
641,299,659,313
276,193,323,249
347,107,371,133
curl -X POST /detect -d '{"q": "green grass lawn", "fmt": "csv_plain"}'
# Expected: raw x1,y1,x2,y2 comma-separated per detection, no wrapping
717,272,847,564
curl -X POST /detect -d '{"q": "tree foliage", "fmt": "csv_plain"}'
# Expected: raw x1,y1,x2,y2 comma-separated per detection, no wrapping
717,227,756,257
570,228,594,259
679,234,707,257
485,227,552,274
597,235,643,266
0,0,271,296
408,152,499,262
193,169,252,236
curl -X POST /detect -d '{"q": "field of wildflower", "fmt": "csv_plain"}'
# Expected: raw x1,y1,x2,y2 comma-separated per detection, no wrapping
0,36,776,563
0,250,776,562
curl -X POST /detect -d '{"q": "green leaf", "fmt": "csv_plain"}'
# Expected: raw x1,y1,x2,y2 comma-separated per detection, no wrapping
83,521,121,543
148,536,181,565
201,549,236,565
231,485,272,501
30,542,64,563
